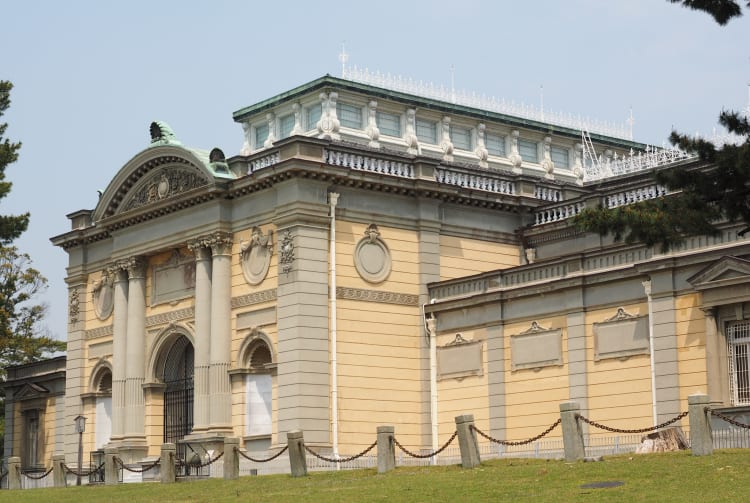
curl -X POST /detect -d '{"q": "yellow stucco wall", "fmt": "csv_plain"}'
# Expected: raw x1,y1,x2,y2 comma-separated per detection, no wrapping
674,292,708,412
440,235,520,281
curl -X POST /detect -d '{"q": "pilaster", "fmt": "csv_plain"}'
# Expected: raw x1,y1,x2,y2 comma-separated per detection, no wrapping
64,278,87,462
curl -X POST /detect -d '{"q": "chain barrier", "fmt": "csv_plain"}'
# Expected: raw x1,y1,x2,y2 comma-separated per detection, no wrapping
235,445,289,463
393,431,458,459
304,442,377,463
63,462,105,477
708,408,750,430
115,457,162,473
576,411,688,434
471,419,561,446
21,466,54,480
194,450,224,468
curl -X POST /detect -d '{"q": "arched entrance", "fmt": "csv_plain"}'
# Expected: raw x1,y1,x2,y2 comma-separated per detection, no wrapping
161,335,194,444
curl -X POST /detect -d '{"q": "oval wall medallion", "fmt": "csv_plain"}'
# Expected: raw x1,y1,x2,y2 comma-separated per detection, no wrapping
240,227,273,285
354,224,392,284
92,270,114,320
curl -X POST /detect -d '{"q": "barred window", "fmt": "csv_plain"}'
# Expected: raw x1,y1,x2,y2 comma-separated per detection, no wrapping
254,123,268,149
450,126,472,151
551,146,570,168
416,118,437,144
486,133,506,156
518,139,538,163
306,103,321,131
377,111,401,137
336,102,363,129
279,113,295,139
728,320,750,405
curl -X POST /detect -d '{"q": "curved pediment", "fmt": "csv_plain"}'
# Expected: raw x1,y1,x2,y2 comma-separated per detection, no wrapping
93,144,232,222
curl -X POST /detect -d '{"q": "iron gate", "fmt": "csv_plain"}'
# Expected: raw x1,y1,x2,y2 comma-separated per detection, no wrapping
162,335,194,445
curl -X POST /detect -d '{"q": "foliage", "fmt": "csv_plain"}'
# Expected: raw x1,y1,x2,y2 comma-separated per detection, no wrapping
0,246,65,379
5,450,750,502
0,81,30,244
576,2,749,252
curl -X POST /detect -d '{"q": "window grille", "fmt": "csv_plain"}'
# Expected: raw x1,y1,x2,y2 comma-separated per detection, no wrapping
279,113,295,139
486,133,506,156
337,102,363,129
416,118,437,144
377,111,401,137
551,146,570,168
728,320,750,405
518,139,539,163
450,126,472,150
306,104,321,130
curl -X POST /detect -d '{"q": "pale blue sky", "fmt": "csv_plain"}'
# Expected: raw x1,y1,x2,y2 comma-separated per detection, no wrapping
2,0,748,341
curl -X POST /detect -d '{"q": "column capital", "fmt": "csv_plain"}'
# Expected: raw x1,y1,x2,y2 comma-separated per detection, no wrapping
189,232,233,256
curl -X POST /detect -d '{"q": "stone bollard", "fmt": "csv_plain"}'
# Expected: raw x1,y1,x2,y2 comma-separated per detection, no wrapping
104,447,119,485
560,402,585,461
7,456,21,490
52,455,66,488
224,437,240,480
161,443,176,483
287,430,308,477
688,394,713,456
377,425,395,474
455,414,481,468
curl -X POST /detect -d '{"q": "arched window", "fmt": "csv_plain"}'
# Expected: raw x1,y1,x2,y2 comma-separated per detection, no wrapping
92,367,113,450
244,338,273,438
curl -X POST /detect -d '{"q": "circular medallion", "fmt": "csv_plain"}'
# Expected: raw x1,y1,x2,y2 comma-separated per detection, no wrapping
353,224,391,284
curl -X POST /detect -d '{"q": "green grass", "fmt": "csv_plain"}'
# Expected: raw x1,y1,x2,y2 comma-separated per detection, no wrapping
3,450,750,502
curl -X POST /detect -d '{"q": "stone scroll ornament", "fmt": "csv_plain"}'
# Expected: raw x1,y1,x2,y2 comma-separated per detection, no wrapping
91,270,115,320
240,227,273,285
353,224,392,284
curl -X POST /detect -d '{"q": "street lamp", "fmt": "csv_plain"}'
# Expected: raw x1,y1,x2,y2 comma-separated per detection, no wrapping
74,415,87,486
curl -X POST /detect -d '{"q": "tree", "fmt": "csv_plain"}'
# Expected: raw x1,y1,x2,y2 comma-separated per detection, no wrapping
0,246,65,376
575,1,750,252
0,81,30,243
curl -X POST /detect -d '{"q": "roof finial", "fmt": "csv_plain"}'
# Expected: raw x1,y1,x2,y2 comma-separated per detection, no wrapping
449,64,456,104
627,108,635,141
339,42,349,78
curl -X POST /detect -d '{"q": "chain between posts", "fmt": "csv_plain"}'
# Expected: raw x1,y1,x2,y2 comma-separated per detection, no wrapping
304,442,377,463
235,445,289,463
115,457,161,473
63,462,105,477
393,431,458,459
708,408,750,430
576,411,688,434
183,450,224,469
21,466,54,480
472,418,562,446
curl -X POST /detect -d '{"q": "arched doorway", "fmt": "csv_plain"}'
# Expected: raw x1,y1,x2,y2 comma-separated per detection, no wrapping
161,335,194,444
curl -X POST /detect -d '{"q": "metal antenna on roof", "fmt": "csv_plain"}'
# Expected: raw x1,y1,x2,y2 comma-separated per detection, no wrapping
339,42,349,78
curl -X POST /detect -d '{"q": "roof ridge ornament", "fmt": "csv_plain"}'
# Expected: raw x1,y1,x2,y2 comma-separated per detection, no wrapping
149,120,182,147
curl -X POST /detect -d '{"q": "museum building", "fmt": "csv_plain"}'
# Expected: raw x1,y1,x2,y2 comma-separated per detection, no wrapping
4,72,750,470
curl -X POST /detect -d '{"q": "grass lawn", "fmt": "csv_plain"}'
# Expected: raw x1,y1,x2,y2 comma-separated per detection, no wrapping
2,450,750,502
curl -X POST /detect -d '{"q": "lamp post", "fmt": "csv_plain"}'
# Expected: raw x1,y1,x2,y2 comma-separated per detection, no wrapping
74,415,87,486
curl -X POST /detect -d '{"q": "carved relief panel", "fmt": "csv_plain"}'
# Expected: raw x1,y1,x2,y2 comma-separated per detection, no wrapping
240,227,273,285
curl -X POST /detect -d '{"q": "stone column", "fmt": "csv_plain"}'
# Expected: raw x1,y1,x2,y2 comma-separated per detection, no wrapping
223,437,240,480
104,447,118,485
287,430,308,477
702,308,727,406
455,414,481,468
208,233,233,432
688,394,713,456
7,456,21,490
376,426,395,474
560,402,585,461
161,443,176,483
52,454,66,487
189,241,212,434
111,267,129,442
124,257,147,449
